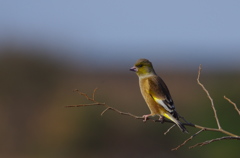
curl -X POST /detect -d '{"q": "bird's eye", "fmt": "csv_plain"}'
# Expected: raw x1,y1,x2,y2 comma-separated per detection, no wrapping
137,64,143,68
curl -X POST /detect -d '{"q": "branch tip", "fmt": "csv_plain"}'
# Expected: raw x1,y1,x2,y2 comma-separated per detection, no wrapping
224,96,240,115
197,65,222,129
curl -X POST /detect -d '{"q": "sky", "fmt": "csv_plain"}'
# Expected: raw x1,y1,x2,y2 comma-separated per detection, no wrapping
1,0,240,70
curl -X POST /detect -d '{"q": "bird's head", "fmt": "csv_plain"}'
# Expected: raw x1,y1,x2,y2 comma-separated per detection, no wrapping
130,58,156,76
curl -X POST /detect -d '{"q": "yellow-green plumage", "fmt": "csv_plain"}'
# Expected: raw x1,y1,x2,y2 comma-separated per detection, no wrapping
140,75,169,116
130,58,188,133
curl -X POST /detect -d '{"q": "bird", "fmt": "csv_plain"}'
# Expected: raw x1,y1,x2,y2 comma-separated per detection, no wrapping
130,58,188,133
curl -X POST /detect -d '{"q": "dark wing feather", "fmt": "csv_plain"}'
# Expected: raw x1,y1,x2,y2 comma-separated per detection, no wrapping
148,75,175,112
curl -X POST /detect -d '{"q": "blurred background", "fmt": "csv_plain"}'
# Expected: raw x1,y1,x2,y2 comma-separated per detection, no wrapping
0,0,240,158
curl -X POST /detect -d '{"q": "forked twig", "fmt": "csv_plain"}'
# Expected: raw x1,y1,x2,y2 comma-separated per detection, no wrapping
172,129,205,151
189,136,240,148
172,64,239,150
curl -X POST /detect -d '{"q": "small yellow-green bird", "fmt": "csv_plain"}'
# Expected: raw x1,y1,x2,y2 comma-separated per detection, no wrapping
130,58,188,133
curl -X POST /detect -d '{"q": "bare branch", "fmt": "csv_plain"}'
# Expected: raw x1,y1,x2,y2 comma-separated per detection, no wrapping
189,136,240,149
67,88,238,151
92,87,98,100
164,124,176,135
172,129,205,151
101,107,144,119
67,65,240,150
172,65,239,150
224,96,240,115
197,64,222,129
73,89,95,102
65,103,105,108
192,124,237,137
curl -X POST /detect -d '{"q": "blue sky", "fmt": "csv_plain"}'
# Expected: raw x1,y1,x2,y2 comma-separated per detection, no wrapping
1,0,240,70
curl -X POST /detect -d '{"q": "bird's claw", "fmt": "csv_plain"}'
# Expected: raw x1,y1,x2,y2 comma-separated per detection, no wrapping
159,116,164,123
142,114,151,122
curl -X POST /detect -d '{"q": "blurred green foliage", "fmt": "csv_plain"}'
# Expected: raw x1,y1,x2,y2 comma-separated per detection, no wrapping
0,45,239,158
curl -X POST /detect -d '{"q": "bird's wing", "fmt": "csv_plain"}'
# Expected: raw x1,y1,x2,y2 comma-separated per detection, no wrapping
148,76,175,113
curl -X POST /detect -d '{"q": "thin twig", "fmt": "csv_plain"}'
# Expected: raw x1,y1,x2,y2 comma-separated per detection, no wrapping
164,124,176,135
73,89,94,102
172,129,205,151
224,96,240,115
65,103,105,108
189,136,240,149
101,107,143,119
92,87,98,100
197,65,222,129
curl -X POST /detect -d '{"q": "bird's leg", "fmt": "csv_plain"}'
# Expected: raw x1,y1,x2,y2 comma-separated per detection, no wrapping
142,114,151,122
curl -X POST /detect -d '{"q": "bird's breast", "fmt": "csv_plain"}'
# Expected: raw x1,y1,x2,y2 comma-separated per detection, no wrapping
139,77,165,115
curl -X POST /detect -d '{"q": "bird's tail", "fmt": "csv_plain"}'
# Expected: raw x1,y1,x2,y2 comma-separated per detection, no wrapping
175,120,188,133
163,113,188,133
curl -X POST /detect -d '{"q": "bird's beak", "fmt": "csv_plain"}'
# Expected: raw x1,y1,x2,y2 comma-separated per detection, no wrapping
130,66,138,72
